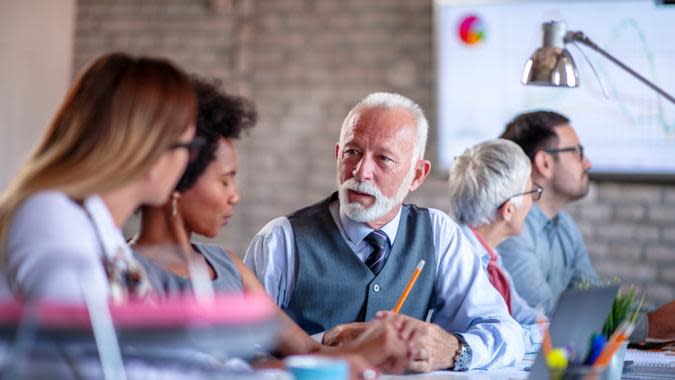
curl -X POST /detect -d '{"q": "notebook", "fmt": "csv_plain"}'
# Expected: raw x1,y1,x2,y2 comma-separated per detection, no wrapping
622,359,675,380
625,349,675,367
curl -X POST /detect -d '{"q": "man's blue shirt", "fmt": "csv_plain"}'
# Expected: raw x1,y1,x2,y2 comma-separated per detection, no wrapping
497,204,600,315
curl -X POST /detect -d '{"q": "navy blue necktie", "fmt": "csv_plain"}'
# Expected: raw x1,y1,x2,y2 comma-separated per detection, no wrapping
364,230,391,275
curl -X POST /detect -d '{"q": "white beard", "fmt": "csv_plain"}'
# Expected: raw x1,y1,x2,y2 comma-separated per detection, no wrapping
337,167,415,223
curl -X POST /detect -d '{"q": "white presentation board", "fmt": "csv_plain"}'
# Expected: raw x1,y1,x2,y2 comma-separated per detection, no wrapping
434,0,675,177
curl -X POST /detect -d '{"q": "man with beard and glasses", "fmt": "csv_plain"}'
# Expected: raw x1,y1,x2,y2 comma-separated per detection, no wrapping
245,92,524,372
498,110,675,343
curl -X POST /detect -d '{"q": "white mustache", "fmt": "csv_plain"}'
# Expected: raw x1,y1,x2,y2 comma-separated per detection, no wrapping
341,179,383,199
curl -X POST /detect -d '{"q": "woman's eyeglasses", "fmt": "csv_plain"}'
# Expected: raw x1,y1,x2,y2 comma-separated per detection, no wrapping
169,136,206,162
498,184,544,209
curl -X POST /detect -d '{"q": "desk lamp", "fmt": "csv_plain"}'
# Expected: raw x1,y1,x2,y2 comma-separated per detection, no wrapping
522,21,675,105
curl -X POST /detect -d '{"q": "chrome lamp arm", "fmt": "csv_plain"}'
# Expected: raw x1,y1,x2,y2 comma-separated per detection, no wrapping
565,30,675,105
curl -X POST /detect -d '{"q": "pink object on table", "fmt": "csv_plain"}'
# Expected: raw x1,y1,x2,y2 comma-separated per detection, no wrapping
0,292,276,329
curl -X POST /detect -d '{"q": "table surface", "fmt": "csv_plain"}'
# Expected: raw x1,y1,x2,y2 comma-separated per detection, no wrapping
381,359,531,380
3,343,673,380
381,349,675,380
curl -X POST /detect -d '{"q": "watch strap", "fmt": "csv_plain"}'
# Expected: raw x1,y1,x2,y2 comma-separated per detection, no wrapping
452,333,472,371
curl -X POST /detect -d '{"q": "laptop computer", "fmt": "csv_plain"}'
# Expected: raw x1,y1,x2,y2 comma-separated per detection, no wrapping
529,285,619,379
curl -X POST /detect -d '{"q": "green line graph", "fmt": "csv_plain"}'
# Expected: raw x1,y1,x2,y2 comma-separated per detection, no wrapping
600,18,675,135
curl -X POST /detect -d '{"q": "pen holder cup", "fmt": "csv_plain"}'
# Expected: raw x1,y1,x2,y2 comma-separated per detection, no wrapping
550,365,605,380
603,341,629,380
549,341,629,380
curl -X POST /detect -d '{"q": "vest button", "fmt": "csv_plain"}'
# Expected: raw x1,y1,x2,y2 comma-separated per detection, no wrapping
373,284,380,292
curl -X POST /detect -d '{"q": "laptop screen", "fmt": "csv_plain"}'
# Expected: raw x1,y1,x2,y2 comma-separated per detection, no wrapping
529,285,619,379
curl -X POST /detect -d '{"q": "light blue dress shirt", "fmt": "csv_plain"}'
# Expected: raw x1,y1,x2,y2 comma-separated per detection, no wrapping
459,224,543,353
497,204,600,316
497,204,650,342
244,200,525,369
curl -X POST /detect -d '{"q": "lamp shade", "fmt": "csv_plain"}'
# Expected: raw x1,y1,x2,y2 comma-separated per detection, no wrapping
522,21,579,87
522,47,579,87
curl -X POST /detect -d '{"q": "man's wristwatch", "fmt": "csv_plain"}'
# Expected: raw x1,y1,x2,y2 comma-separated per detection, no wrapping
451,334,472,371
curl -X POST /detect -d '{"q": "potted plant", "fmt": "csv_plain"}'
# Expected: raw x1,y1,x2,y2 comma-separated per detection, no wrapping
601,285,644,380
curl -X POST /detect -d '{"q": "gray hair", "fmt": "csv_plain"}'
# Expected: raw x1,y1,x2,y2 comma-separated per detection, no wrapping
339,92,428,161
448,139,532,227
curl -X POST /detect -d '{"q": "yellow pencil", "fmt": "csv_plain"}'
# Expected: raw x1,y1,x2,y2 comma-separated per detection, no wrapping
392,260,425,314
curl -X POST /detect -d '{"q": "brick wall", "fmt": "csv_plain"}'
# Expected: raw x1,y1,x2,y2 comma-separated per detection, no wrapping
75,0,675,307
568,183,675,306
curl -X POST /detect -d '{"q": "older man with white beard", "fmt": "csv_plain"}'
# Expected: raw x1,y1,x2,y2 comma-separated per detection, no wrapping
244,93,524,372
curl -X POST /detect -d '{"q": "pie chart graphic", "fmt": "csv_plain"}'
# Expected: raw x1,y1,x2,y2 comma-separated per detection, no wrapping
458,15,485,45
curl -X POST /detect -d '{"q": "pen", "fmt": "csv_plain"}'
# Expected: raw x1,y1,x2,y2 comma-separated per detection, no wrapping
584,333,606,365
392,260,425,314
592,321,634,369
539,314,553,357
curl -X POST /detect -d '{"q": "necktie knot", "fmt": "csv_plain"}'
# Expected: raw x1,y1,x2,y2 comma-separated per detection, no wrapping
364,230,390,275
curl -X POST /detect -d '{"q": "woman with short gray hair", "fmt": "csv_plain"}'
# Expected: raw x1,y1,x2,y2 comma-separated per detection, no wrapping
448,139,544,353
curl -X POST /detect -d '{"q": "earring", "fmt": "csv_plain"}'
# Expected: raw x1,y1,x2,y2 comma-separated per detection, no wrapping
171,192,180,216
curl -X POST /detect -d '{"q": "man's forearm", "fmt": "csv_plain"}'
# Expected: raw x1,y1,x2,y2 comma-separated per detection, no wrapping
647,301,675,339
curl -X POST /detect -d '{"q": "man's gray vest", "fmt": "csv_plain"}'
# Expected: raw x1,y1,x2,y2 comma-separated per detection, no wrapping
284,192,437,335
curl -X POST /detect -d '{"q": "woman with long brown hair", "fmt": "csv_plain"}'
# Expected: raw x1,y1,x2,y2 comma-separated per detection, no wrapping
0,52,199,302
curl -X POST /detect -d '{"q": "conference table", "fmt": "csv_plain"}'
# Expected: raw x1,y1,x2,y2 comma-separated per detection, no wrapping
382,369,527,380
1,293,672,380
380,349,675,380
2,345,673,379
381,355,531,380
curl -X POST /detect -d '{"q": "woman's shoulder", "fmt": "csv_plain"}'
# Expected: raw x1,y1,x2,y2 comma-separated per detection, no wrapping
4,191,104,300
7,191,95,251
16,191,83,217
193,242,227,254
193,242,245,292
194,242,239,265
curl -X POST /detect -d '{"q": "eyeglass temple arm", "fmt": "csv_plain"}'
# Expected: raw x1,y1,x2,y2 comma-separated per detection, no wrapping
565,31,675,105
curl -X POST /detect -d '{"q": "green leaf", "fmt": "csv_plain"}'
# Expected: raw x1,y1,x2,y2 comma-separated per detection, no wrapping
602,284,640,339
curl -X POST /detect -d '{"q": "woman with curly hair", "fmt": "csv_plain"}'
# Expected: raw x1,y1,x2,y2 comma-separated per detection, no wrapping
132,79,412,379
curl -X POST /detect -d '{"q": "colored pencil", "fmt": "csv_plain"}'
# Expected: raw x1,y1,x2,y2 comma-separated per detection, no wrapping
392,260,425,314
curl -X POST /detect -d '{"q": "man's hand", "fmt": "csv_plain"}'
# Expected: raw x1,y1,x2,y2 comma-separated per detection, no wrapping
347,319,411,374
377,310,460,373
648,301,675,339
323,322,370,347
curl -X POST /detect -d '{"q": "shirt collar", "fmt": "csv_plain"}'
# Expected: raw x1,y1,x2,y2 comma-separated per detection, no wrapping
337,202,402,246
459,224,488,258
530,204,560,230
82,195,131,260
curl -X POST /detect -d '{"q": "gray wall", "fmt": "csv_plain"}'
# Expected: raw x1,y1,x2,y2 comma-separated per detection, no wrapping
73,0,675,307
0,0,75,189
